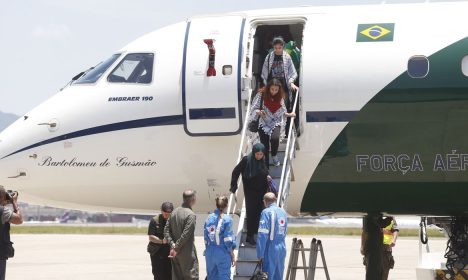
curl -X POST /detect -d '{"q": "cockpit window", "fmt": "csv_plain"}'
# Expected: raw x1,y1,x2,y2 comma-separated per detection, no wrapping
74,54,121,84
108,53,154,84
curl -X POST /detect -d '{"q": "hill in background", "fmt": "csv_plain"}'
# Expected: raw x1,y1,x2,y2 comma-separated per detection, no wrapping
0,111,19,132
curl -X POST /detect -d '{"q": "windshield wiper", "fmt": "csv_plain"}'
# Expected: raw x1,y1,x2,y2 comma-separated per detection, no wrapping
59,67,95,91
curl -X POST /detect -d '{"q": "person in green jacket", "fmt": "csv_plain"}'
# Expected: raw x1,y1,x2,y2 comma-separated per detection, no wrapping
164,190,199,280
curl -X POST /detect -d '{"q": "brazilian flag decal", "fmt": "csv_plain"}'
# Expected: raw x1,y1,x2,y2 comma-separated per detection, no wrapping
356,23,395,42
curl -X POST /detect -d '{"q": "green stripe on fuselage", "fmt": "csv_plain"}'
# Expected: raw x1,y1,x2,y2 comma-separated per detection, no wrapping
302,37,468,215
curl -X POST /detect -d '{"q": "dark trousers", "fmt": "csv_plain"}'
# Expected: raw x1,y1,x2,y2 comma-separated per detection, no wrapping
259,126,281,168
0,259,6,280
244,187,265,236
150,253,172,280
382,250,394,280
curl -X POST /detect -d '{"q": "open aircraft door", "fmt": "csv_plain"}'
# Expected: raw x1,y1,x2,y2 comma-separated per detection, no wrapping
182,16,246,136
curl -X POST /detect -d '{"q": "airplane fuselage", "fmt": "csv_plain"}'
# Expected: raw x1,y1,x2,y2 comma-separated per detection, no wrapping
1,2,468,216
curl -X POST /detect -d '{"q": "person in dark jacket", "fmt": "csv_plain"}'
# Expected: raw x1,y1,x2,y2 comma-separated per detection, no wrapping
147,202,174,280
230,143,269,245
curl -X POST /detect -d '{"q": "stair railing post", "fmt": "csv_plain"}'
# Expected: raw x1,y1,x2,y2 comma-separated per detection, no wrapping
277,89,299,208
228,90,255,279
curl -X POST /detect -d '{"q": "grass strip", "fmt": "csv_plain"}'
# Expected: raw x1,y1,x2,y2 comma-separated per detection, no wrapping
11,226,445,237
11,226,147,235
287,227,445,237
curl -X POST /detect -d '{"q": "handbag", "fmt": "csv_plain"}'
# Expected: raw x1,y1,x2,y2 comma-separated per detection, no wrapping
250,262,268,280
248,94,264,133
268,179,278,196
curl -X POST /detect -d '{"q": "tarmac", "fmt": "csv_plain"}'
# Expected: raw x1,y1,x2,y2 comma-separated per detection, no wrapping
6,234,447,280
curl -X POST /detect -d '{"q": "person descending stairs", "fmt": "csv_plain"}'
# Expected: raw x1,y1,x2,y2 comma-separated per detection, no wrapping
228,89,300,279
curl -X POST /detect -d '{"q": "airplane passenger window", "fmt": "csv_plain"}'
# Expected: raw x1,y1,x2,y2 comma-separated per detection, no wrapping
407,56,429,78
108,53,154,84
74,54,121,84
462,55,468,77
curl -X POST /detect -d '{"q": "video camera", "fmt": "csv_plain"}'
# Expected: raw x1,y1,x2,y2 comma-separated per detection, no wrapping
5,190,18,203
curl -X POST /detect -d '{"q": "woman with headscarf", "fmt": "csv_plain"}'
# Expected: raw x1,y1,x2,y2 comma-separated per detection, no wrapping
230,143,269,245
250,78,296,167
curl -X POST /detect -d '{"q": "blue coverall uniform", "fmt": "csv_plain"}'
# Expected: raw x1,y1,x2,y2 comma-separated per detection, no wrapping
256,202,288,280
204,209,237,280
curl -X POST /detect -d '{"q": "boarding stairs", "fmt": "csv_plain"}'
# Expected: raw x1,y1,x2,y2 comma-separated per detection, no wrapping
228,90,300,279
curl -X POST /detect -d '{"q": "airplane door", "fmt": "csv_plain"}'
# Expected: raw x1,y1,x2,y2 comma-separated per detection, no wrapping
183,16,246,136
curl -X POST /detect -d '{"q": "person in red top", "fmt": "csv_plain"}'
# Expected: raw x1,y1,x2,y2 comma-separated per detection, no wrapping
250,78,296,167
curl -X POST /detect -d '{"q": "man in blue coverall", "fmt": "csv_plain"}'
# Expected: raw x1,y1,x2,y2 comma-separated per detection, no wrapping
204,196,236,280
256,192,288,280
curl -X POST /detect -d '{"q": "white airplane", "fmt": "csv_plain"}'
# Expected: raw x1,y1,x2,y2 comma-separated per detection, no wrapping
1,1,468,215
2,1,468,278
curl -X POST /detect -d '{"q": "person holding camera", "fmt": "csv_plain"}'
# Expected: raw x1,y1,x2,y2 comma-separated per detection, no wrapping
0,186,23,280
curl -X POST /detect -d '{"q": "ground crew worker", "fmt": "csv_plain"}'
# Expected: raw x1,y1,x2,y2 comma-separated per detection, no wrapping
164,190,199,280
147,202,174,280
361,216,398,280
256,192,288,280
381,216,398,280
204,196,236,280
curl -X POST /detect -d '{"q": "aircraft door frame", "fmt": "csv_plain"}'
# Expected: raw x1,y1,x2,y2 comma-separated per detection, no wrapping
182,16,246,136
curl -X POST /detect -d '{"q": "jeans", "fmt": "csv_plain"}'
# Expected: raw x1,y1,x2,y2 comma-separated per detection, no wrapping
259,126,281,168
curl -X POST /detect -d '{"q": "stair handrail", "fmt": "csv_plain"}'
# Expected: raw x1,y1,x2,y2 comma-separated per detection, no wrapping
277,89,300,208
228,90,255,279
227,90,255,217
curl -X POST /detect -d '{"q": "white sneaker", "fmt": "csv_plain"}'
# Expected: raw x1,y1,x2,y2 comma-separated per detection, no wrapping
272,156,281,166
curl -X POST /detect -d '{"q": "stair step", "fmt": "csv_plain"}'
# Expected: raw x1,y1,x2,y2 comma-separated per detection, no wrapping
238,246,257,260
234,276,255,280
236,259,260,263
235,260,260,276
239,241,256,248
232,126,296,280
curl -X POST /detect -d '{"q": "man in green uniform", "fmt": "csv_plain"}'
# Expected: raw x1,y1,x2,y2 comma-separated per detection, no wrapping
164,190,199,280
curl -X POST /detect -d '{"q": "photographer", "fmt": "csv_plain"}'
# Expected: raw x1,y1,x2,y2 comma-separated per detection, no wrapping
0,186,23,280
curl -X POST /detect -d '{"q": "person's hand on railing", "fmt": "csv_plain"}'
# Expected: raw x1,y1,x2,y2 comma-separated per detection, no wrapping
285,112,296,118
230,250,236,267
290,83,299,92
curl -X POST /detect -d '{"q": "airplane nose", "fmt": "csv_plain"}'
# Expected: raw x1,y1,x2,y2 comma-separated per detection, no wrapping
0,123,32,187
